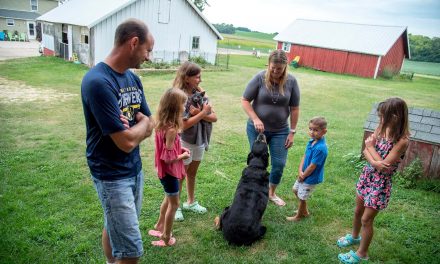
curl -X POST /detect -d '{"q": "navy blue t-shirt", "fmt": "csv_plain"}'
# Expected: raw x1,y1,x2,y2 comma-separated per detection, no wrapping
81,62,151,180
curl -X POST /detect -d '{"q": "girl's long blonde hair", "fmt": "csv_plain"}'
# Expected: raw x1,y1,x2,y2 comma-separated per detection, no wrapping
264,50,288,95
376,97,410,142
155,88,188,131
172,61,202,94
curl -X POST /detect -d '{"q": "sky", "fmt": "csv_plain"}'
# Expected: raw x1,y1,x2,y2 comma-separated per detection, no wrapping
202,0,440,37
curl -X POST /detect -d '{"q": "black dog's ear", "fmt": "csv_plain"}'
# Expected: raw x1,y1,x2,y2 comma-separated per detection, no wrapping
262,153,269,168
200,91,206,97
247,152,254,165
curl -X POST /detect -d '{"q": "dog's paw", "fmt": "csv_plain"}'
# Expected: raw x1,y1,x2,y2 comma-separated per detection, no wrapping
214,216,220,229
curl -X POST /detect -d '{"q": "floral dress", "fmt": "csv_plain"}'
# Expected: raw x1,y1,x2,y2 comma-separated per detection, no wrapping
356,137,403,210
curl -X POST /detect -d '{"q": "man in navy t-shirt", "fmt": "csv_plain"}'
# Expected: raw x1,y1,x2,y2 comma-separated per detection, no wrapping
81,19,154,264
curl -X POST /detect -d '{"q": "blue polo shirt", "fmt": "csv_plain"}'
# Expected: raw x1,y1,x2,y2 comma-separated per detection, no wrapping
302,137,328,185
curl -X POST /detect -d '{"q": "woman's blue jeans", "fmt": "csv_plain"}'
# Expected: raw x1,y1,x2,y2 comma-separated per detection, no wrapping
246,121,289,185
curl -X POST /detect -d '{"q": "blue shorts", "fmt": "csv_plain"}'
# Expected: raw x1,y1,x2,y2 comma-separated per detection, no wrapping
160,174,180,196
92,171,144,259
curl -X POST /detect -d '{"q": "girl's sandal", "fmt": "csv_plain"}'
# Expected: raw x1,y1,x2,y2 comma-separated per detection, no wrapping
175,207,184,221
269,196,286,206
148,229,162,238
337,234,361,247
338,250,368,263
182,201,207,214
151,237,176,247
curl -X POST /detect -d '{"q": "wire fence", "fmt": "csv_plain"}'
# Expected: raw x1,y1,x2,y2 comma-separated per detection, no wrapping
53,46,230,70
148,50,230,69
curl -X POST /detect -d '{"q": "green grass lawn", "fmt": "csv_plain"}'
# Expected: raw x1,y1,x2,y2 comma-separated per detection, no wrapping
402,59,440,76
0,56,440,263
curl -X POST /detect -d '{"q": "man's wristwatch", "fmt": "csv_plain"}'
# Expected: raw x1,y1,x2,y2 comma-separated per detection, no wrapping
290,129,296,134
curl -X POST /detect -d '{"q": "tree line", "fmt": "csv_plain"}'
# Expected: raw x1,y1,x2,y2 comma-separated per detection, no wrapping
213,23,240,34
409,34,440,63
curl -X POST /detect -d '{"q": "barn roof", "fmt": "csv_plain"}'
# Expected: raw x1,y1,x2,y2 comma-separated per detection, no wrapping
36,0,222,39
274,19,410,58
364,104,440,145
0,9,41,20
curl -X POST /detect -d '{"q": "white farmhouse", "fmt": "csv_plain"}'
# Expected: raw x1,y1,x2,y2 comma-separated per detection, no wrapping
37,0,222,66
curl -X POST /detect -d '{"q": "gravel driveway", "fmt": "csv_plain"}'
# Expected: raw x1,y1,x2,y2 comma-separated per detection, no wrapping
0,40,40,61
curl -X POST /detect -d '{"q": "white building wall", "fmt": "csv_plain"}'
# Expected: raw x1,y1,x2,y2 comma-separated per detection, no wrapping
92,0,219,65
42,33,55,51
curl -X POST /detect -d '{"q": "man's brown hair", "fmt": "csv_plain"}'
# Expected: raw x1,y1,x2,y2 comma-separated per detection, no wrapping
114,19,149,46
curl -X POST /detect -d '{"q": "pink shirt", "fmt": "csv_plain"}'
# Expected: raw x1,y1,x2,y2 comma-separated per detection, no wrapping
154,129,186,180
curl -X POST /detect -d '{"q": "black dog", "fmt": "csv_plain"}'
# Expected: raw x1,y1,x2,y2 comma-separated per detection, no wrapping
216,133,269,246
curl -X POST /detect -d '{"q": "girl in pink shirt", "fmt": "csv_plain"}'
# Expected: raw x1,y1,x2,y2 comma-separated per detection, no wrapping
149,88,190,247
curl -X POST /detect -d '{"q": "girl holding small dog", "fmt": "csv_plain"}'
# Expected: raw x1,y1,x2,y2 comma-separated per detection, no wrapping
172,61,217,221
242,50,300,207
337,97,410,263
149,88,190,247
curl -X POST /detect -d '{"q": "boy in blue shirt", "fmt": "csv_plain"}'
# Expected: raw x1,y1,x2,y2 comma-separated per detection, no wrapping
287,117,328,222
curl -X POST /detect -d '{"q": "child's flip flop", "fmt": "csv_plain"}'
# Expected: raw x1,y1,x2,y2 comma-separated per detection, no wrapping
148,229,162,238
151,237,176,247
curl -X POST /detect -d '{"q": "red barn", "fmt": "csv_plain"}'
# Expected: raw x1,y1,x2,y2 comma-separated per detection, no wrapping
274,19,410,79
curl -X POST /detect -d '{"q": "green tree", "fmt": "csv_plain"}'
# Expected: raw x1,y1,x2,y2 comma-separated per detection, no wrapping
192,0,209,12
409,34,440,63
236,27,251,32
213,23,235,34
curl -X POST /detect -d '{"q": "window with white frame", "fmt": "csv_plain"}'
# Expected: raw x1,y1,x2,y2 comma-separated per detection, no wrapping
31,0,38,11
192,36,200,50
282,42,291,52
6,19,15,26
43,23,54,35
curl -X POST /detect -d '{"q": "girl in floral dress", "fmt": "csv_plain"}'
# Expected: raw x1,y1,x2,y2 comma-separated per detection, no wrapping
337,97,410,263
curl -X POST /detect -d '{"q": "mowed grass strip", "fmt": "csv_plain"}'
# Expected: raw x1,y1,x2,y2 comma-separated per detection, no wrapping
219,31,277,52
0,56,439,263
402,59,440,76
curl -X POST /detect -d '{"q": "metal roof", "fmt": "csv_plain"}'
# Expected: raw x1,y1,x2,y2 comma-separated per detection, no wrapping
36,0,136,27
36,0,222,39
364,104,440,145
274,19,409,57
0,9,41,20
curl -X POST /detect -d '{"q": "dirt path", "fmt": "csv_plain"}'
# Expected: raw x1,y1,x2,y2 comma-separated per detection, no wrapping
0,77,76,103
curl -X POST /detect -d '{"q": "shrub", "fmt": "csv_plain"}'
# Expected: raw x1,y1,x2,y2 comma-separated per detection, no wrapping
395,158,423,188
141,61,171,69
189,56,210,67
381,65,397,79
399,72,414,80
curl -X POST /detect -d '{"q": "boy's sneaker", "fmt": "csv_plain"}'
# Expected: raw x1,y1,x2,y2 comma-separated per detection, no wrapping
182,201,207,214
